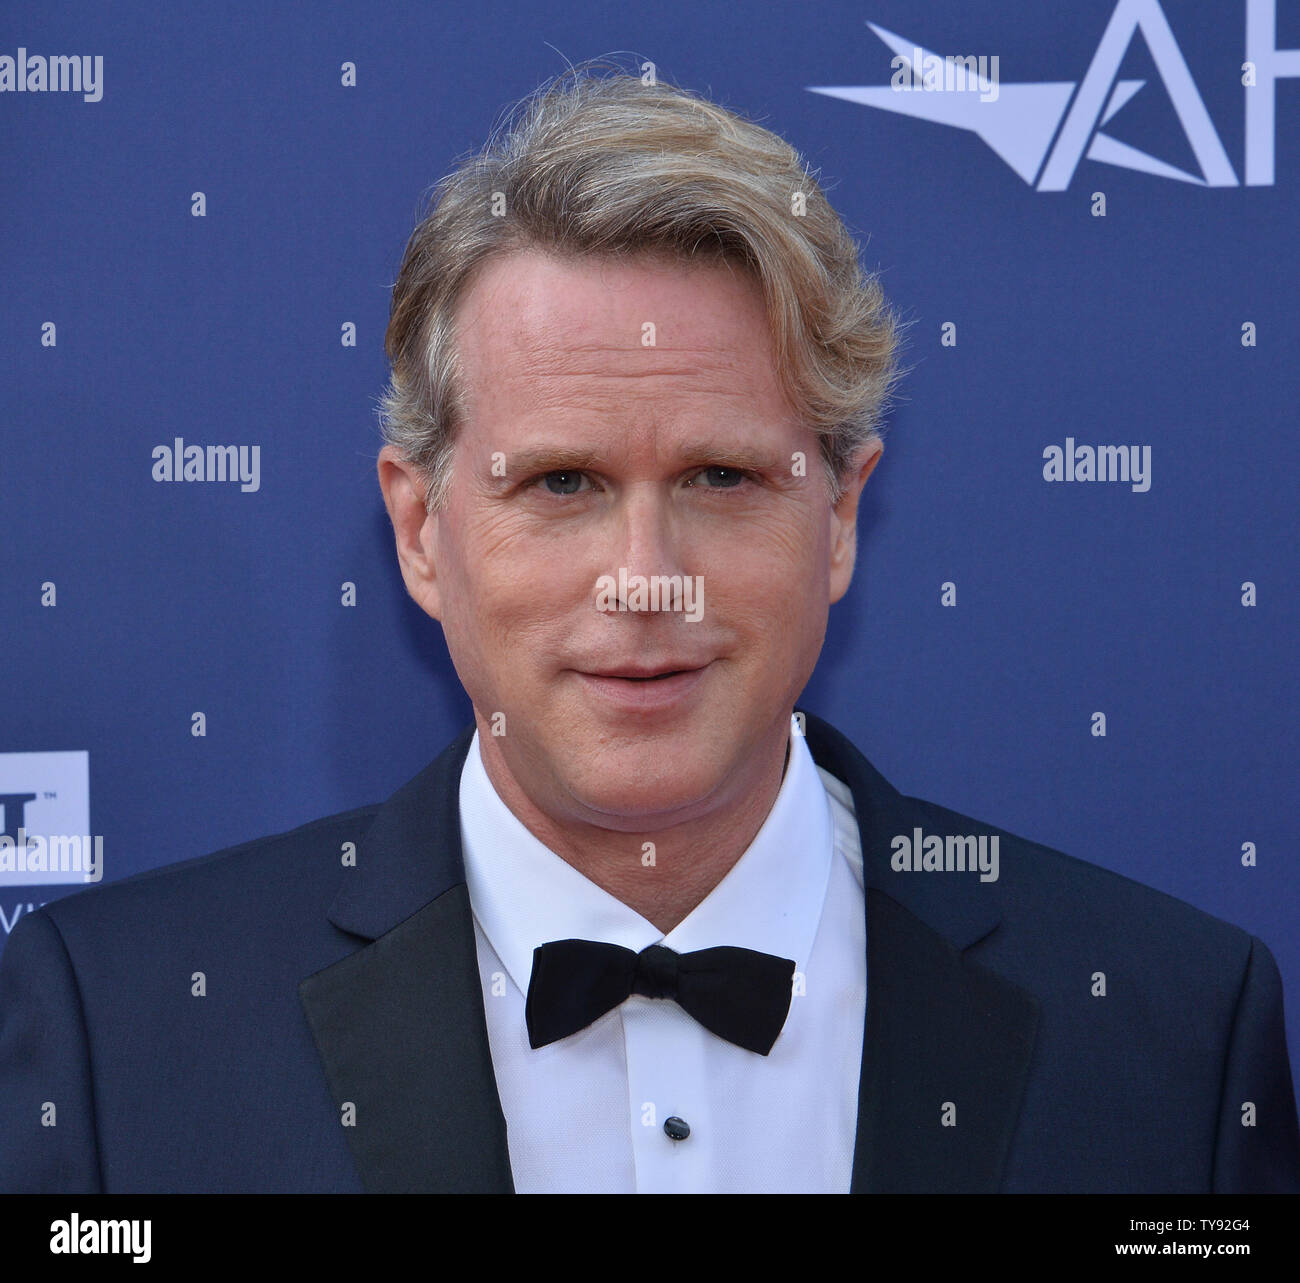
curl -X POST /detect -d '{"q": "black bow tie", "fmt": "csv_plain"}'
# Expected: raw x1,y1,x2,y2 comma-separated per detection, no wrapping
525,939,796,1056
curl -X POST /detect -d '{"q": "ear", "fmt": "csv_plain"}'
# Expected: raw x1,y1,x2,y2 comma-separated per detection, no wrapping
377,445,443,620
827,440,884,605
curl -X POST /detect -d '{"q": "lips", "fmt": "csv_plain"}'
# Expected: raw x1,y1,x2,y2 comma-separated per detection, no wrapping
583,663,706,680
573,662,713,712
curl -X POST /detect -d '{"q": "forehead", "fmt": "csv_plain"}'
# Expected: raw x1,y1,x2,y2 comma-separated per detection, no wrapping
451,248,793,431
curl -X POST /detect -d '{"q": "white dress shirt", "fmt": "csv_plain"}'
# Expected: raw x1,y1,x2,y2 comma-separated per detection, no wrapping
458,714,866,1192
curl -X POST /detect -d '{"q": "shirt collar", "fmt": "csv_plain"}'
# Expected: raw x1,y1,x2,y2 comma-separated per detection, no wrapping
459,716,834,993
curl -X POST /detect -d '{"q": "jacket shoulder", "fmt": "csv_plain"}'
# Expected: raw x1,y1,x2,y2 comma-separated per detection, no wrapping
32,801,382,948
906,789,1257,962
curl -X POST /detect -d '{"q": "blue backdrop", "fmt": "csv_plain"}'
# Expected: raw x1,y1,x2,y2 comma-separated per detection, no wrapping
3,0,1297,1100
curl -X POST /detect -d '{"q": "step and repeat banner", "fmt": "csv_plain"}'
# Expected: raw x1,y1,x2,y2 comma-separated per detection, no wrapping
3,1,1298,1091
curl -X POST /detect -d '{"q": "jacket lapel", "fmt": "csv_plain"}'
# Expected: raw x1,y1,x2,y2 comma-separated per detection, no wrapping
299,726,514,1193
301,712,1039,1193
852,888,1040,1191
801,713,1040,1192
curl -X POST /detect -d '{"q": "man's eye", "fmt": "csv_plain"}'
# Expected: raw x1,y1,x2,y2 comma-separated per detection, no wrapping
538,470,590,495
689,466,748,489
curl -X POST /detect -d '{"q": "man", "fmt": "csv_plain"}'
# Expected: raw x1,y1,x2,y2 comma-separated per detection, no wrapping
1,68,1297,1194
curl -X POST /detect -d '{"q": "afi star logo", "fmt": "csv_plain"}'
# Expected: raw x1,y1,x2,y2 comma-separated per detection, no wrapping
808,0,1300,188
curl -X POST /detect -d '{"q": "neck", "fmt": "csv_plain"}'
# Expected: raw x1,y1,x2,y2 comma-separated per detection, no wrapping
476,724,792,934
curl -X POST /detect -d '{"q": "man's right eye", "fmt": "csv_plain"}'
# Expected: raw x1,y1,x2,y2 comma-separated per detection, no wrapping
538,470,589,495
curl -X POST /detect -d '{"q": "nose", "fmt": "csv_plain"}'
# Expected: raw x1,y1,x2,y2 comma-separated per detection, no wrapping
605,483,689,611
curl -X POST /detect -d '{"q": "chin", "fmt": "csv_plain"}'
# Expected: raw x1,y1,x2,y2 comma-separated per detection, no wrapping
562,745,729,828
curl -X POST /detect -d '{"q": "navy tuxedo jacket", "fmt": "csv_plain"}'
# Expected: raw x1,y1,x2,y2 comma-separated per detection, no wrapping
1,712,1297,1193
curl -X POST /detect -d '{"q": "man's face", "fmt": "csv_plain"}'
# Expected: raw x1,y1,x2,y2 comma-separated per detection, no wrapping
380,248,879,833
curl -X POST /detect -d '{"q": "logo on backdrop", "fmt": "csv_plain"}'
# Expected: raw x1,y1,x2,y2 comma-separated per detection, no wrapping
0,751,101,886
808,0,1299,188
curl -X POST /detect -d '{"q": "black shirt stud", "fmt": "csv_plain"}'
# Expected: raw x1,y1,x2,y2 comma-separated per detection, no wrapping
663,1116,691,1141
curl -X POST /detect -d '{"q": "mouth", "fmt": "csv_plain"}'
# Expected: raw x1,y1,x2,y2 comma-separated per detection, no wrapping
584,664,706,681
573,662,713,711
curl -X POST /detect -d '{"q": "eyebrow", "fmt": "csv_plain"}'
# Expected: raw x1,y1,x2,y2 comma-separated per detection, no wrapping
494,441,785,484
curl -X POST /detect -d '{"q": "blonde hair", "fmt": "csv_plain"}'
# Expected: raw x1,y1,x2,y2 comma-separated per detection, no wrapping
380,60,904,508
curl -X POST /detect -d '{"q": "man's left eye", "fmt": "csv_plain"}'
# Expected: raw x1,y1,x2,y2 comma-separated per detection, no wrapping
690,466,747,488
